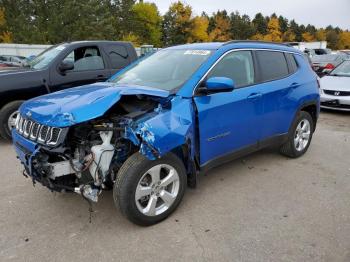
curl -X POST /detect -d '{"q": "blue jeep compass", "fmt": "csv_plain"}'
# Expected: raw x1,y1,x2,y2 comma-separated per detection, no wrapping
12,41,320,225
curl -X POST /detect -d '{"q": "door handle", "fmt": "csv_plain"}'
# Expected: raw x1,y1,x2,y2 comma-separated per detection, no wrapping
247,93,262,100
96,75,106,81
289,82,300,89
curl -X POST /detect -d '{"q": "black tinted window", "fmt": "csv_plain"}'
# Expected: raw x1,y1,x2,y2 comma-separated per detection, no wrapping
286,53,298,73
256,51,289,82
208,51,255,88
106,44,129,69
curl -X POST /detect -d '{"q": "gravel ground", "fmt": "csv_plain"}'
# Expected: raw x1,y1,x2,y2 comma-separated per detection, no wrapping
0,110,349,262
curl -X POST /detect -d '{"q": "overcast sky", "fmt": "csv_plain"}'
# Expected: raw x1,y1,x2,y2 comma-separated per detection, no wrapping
148,0,350,30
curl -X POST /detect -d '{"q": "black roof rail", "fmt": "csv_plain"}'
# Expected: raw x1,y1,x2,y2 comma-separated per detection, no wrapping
223,40,293,47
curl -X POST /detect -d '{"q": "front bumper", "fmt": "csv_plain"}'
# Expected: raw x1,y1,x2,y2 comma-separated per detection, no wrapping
12,130,75,192
320,92,350,111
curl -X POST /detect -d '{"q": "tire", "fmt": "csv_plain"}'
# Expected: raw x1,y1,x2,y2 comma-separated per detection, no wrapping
280,111,314,158
114,152,187,226
0,101,24,141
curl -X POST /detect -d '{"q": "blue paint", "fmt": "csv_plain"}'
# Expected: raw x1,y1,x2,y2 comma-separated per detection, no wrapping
13,41,319,175
206,77,235,91
20,82,169,127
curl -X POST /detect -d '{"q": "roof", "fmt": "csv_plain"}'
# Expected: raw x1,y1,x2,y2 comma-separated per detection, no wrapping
166,42,223,50
61,40,133,46
165,41,302,54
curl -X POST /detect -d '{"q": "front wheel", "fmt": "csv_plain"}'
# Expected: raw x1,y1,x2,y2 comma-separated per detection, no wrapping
0,101,24,141
280,111,314,158
113,152,187,226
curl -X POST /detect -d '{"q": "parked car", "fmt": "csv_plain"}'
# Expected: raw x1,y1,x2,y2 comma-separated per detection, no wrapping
0,41,138,140
339,50,350,55
12,41,320,226
304,48,331,57
311,54,347,76
0,55,28,67
319,60,350,111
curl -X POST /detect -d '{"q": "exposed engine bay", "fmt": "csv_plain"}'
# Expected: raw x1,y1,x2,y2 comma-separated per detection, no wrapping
28,95,163,202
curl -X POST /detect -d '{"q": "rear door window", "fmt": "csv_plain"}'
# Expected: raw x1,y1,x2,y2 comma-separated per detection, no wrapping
106,44,129,69
256,51,289,82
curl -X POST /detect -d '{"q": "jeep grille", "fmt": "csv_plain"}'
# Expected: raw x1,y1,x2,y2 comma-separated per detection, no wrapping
15,115,63,146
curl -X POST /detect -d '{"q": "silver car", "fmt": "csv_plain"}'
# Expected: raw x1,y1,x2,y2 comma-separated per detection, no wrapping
320,60,350,111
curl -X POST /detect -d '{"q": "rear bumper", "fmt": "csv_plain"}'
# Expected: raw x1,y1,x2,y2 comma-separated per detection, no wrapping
320,93,350,111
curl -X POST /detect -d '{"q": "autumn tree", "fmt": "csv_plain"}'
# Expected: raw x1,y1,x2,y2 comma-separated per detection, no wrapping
188,15,209,43
131,2,162,46
161,1,192,46
208,10,231,41
302,32,315,42
0,7,12,42
326,26,340,49
282,29,296,42
338,31,350,49
263,17,282,42
315,29,326,41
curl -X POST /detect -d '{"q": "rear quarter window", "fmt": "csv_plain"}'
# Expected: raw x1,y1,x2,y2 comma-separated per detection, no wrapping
285,53,298,74
256,50,289,82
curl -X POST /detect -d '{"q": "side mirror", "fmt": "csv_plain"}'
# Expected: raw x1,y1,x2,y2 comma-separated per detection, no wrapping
205,77,235,93
59,60,74,73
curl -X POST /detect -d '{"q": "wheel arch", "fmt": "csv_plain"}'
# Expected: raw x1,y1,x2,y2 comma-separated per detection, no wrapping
299,100,319,132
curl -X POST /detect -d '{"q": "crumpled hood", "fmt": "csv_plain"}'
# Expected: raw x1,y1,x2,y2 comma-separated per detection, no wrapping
20,82,170,127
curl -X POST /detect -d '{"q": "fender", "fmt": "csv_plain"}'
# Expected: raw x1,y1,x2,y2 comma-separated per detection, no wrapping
289,99,320,133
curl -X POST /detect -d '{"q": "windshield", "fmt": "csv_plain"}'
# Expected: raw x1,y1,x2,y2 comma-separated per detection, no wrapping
330,61,350,76
312,55,339,62
110,49,213,91
28,44,67,69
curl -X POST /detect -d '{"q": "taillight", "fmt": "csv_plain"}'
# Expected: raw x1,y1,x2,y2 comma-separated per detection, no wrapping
324,63,335,70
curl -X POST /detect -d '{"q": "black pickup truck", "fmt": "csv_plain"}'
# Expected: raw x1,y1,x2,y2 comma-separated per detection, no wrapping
0,41,138,140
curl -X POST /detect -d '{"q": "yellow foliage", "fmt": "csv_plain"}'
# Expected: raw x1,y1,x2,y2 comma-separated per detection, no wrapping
264,18,282,42
188,16,209,43
315,29,326,41
0,7,12,43
0,31,12,43
282,29,296,42
338,31,350,49
302,32,315,42
170,1,192,34
122,33,141,47
208,14,231,41
250,33,264,40
0,8,5,27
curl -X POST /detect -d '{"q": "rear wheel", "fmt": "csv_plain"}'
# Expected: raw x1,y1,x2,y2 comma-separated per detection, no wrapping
113,152,186,226
0,101,24,141
280,111,314,158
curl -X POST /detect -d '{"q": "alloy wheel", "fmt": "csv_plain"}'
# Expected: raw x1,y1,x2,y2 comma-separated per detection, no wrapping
7,110,19,131
294,119,311,151
135,164,180,216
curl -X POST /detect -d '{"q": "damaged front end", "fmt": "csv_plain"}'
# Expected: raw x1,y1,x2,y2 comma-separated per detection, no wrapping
13,92,197,203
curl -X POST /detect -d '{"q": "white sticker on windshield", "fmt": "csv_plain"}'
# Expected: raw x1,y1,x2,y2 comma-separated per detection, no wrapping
184,50,211,56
